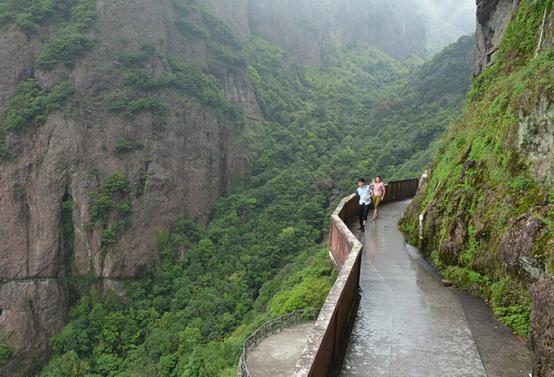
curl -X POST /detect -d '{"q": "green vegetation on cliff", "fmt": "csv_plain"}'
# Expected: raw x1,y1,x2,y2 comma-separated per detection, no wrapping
87,172,132,252
0,344,11,368
0,0,92,162
0,0,75,32
34,0,97,70
401,0,554,340
0,0,97,68
0,79,73,160
108,53,243,124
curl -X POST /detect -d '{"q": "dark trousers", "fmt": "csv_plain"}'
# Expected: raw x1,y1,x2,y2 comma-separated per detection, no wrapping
358,203,369,227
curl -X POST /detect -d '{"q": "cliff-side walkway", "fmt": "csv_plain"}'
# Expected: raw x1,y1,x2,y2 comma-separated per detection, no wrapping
340,200,531,377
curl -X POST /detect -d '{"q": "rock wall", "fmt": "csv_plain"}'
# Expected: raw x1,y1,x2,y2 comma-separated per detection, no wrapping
474,0,519,75
518,95,554,186
206,0,475,66
0,0,257,375
530,277,554,377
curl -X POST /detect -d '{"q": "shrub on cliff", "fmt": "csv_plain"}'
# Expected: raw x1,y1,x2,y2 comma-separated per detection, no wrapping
0,79,73,132
0,344,11,367
35,0,97,70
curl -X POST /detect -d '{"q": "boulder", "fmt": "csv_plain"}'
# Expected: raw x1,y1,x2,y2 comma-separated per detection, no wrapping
499,215,545,279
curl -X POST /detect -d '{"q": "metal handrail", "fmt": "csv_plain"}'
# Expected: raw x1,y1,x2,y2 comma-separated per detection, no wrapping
238,309,318,377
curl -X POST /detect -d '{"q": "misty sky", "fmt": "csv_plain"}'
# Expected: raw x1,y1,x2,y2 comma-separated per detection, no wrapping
340,0,477,54
417,0,476,52
420,0,476,31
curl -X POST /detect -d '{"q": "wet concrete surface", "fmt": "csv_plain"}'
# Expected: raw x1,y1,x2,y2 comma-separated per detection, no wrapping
340,200,531,377
456,291,532,377
248,322,313,377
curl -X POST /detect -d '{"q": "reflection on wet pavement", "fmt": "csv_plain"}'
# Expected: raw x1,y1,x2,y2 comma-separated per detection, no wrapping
340,201,489,377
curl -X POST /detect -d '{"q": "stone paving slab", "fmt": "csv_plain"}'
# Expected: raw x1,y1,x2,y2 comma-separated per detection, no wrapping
340,201,531,377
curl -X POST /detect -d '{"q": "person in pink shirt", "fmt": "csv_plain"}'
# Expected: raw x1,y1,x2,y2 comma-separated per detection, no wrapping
372,176,386,221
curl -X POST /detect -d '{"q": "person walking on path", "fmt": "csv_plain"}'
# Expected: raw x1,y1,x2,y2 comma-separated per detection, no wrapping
355,178,372,232
372,176,386,221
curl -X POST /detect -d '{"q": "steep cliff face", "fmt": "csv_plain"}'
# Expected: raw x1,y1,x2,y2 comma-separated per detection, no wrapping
402,1,554,375
474,0,519,74
0,0,257,374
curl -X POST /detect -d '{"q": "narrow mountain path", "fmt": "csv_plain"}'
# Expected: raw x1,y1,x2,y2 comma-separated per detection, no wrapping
340,200,531,377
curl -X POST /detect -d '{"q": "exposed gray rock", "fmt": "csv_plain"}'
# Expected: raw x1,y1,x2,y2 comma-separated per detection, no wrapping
0,279,66,377
518,96,554,186
541,6,554,51
246,0,427,66
458,159,476,184
203,0,251,39
205,0,476,65
499,215,545,279
474,0,519,75
530,277,554,377
441,218,467,265
0,27,39,109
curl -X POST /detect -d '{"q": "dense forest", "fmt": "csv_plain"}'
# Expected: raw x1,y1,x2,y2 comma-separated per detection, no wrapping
0,1,473,376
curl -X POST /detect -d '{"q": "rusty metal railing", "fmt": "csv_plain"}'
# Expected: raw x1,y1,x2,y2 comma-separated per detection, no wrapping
382,179,420,204
238,309,318,377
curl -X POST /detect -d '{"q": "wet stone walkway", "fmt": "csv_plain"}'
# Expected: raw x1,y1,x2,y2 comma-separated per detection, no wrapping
341,200,531,377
